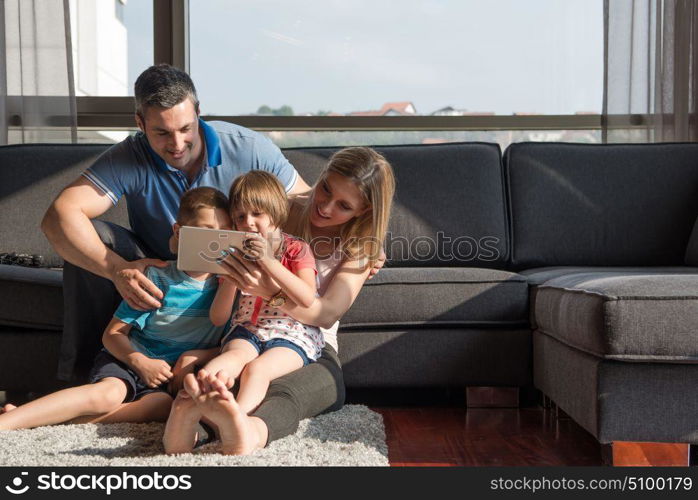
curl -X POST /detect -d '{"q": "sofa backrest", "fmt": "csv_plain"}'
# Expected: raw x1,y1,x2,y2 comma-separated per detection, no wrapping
0,144,127,267
284,143,509,268
505,142,698,269
1,141,510,269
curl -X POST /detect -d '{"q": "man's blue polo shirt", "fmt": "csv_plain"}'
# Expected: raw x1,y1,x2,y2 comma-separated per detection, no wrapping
83,120,298,259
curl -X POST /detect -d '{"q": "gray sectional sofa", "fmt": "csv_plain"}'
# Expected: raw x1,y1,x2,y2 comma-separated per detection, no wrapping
1,140,697,450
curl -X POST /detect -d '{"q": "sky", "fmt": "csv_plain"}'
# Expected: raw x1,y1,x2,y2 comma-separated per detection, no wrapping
124,0,604,116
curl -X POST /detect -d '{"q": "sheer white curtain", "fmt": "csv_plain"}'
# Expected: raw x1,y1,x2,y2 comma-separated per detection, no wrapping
604,0,698,142
1,0,76,144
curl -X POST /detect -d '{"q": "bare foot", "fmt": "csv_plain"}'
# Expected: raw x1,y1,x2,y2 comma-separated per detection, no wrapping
195,369,214,394
214,369,235,390
189,373,260,455
0,404,17,414
163,389,202,455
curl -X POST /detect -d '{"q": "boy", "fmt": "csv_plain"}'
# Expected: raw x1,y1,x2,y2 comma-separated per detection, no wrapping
0,187,232,430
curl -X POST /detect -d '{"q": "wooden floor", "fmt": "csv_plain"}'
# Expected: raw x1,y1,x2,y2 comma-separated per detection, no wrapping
371,406,604,466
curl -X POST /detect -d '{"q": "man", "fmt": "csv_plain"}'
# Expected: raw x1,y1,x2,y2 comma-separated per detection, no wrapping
42,64,311,381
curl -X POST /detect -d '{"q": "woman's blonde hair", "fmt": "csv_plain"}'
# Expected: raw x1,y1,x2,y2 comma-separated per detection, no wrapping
228,170,288,228
293,147,395,266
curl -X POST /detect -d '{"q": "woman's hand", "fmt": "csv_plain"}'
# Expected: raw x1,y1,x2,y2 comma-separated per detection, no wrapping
368,248,386,280
218,248,280,299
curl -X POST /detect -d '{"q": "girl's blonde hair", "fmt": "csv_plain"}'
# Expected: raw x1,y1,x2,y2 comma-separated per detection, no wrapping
228,170,288,228
293,147,395,266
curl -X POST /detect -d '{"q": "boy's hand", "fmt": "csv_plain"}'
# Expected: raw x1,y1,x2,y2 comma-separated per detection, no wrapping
111,258,168,311
131,356,173,388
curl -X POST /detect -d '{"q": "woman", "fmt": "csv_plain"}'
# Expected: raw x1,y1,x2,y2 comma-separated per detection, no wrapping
167,146,395,454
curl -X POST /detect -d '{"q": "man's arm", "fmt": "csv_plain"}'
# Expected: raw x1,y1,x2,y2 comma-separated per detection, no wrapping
288,174,311,196
41,176,166,310
42,177,121,278
254,132,311,196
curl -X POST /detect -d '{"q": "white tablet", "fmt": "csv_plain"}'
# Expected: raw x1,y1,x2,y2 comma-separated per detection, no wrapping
177,226,248,274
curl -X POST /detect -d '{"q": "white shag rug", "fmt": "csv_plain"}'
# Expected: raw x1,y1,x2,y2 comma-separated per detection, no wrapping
0,404,388,466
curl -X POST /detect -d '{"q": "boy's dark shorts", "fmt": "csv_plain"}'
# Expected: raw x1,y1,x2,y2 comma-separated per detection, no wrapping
88,349,168,403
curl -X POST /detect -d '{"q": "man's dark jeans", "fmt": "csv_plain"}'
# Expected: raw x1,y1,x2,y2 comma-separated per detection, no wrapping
58,220,158,382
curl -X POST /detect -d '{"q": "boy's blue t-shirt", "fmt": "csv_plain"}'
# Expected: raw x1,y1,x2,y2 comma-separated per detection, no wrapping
82,119,298,260
113,262,224,364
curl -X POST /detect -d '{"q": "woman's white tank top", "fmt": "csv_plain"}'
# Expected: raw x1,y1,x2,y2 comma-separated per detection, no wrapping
315,250,344,352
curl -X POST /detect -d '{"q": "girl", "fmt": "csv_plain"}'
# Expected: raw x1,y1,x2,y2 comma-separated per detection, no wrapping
208,170,325,405
165,147,395,455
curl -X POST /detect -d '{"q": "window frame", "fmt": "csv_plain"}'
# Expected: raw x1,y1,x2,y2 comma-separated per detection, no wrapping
70,0,643,135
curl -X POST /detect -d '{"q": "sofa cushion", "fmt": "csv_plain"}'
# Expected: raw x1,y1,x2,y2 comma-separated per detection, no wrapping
521,266,698,286
505,142,698,269
285,143,509,268
0,265,530,331
340,267,529,328
0,264,63,330
522,266,698,329
534,271,698,362
0,144,130,267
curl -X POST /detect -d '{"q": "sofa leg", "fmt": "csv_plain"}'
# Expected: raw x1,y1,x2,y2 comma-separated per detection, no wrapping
466,387,519,408
601,442,690,466
539,396,570,419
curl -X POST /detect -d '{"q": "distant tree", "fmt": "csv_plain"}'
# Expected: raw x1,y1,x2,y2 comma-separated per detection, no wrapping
257,105,272,115
275,105,294,116
316,110,331,116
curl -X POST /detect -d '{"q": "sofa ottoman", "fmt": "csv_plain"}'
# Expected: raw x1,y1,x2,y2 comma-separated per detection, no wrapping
533,271,698,443
506,141,698,452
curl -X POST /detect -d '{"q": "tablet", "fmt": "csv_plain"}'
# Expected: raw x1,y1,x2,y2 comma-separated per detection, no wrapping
177,226,248,274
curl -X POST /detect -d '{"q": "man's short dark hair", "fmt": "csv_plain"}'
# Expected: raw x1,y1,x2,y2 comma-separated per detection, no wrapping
134,64,199,118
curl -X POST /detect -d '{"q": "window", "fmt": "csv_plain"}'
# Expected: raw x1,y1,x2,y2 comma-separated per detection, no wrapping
262,129,601,149
189,0,603,117
73,0,618,145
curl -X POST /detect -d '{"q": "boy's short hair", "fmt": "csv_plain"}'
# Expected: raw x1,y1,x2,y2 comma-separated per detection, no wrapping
229,171,288,227
177,187,229,225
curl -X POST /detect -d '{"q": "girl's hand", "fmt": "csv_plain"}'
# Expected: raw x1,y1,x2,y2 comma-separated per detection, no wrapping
240,233,275,262
218,249,280,299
